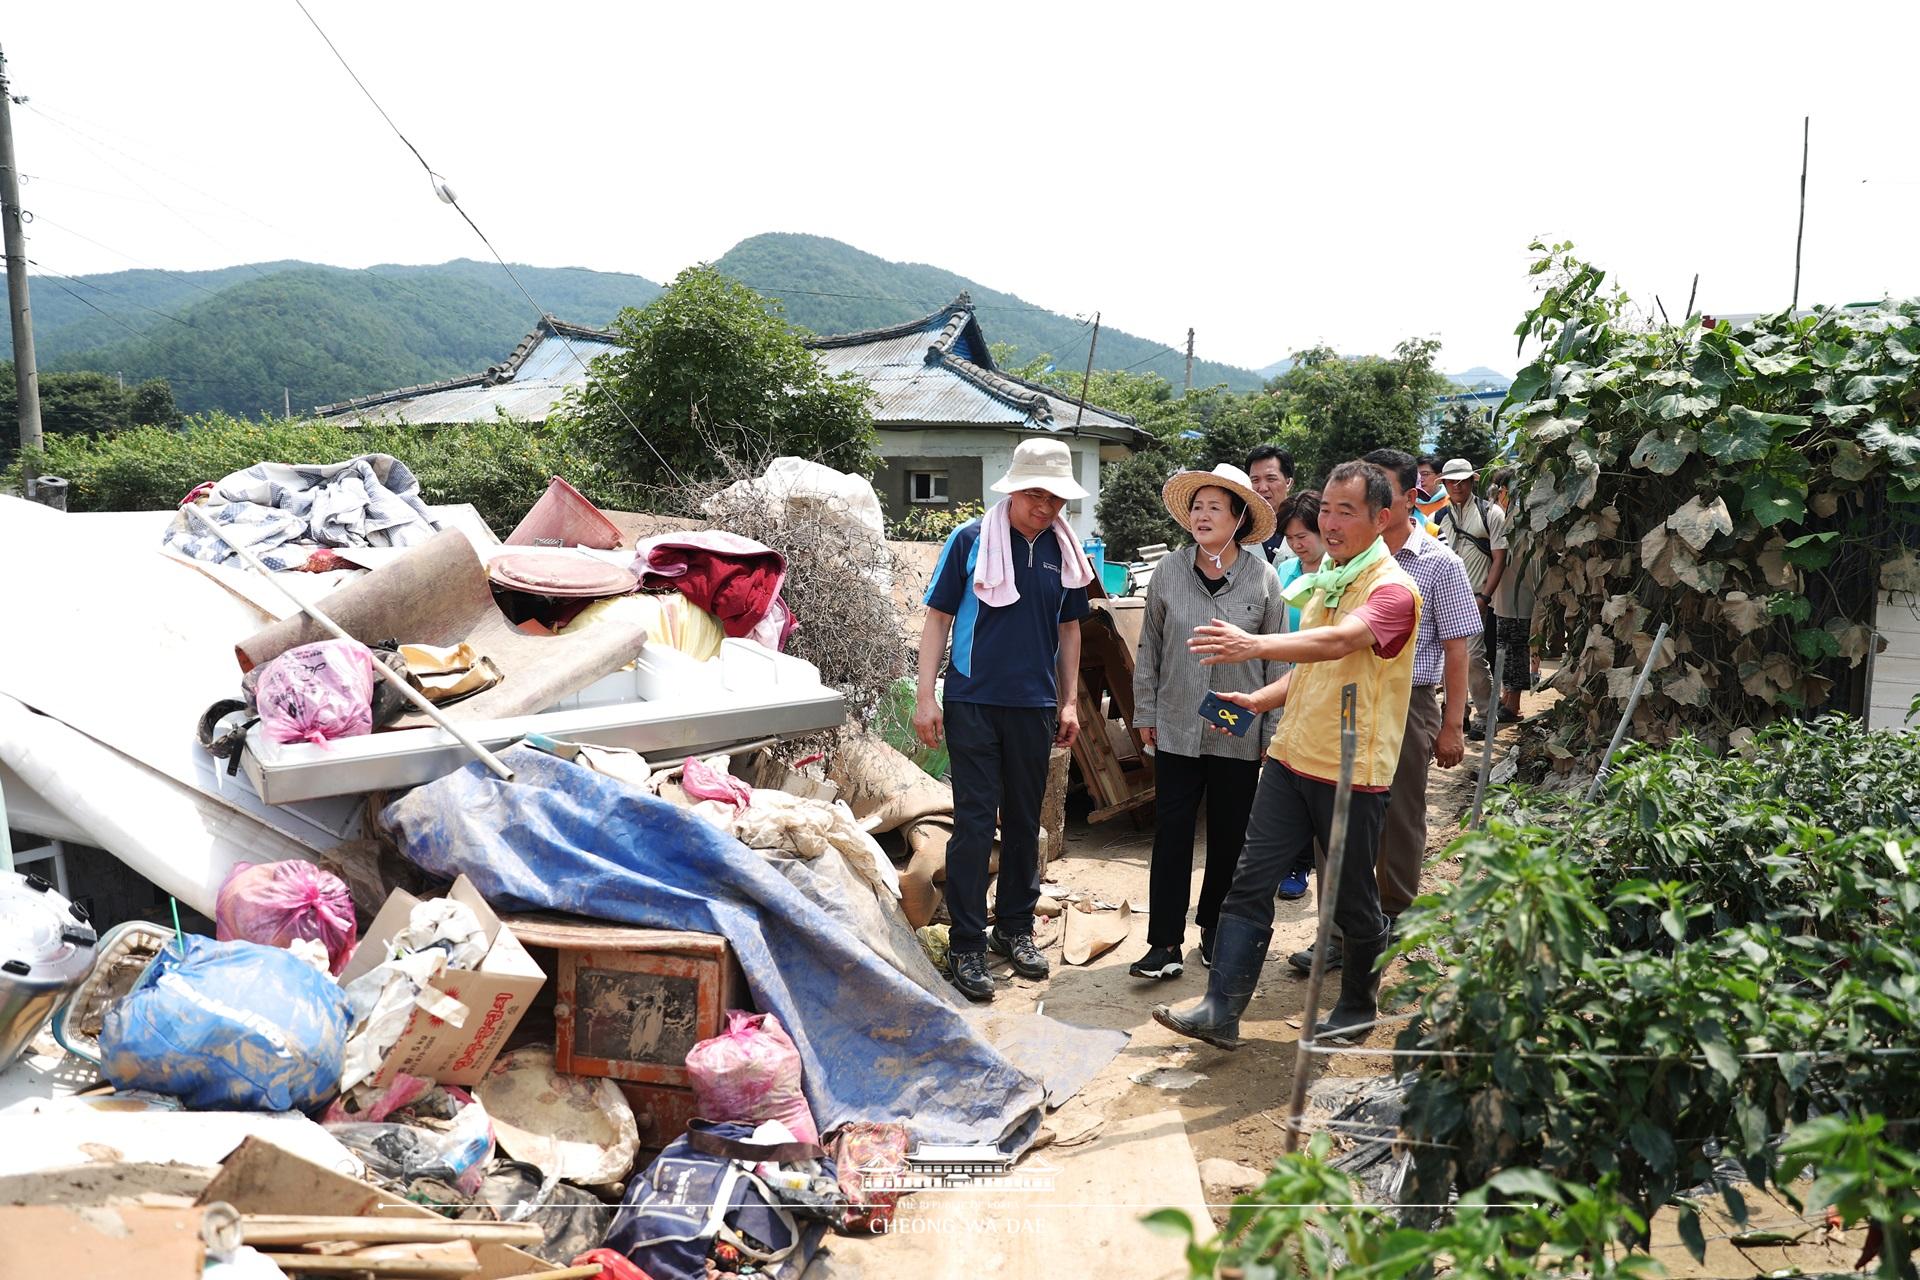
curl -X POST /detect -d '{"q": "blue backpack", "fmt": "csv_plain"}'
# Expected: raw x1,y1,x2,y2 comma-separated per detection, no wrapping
603,1121,807,1280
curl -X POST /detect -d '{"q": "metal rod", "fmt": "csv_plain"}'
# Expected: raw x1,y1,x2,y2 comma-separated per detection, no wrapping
1469,640,1507,829
1586,620,1670,805
1283,682,1358,1153
239,1215,545,1247
181,502,515,782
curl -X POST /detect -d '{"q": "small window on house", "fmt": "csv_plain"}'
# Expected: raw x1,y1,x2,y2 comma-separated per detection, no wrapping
909,471,949,504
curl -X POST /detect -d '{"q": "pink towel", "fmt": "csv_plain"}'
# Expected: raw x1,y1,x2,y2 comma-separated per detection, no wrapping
973,499,1097,607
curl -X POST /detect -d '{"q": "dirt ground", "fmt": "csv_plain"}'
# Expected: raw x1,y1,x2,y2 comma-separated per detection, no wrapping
971,671,1873,1276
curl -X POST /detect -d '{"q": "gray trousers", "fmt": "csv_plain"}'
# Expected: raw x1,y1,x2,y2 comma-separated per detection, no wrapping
1376,685,1442,918
1220,760,1389,945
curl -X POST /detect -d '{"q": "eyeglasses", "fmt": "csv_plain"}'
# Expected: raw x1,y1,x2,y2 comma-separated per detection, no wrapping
1017,489,1066,505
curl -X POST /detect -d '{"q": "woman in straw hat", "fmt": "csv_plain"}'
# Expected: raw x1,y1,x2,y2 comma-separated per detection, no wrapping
1128,465,1288,980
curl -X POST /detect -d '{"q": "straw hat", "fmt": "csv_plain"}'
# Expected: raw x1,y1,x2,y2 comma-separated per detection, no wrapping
1160,464,1277,547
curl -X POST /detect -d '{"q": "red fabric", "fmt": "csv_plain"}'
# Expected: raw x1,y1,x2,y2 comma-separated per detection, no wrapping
633,532,788,640
572,1248,656,1280
1352,583,1416,659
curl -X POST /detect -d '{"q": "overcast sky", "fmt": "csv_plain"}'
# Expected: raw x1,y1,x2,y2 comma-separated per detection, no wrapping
7,2,1919,376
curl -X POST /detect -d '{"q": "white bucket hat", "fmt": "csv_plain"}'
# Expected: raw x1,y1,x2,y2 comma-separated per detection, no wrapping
1160,464,1277,547
1440,457,1477,481
991,438,1088,500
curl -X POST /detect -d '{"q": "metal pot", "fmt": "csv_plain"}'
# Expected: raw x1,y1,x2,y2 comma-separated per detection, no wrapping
0,870,98,1070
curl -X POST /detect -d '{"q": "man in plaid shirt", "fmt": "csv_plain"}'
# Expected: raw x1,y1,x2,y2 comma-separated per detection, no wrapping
1289,450,1479,974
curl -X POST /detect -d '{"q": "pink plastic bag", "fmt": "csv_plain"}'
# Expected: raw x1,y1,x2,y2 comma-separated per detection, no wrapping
216,859,359,975
254,640,376,746
684,1011,817,1144
682,756,752,811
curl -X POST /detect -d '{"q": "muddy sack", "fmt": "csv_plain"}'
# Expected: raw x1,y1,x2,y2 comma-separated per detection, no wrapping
99,934,350,1111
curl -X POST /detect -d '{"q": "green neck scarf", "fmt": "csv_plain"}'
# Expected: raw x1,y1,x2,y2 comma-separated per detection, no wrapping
1280,536,1389,612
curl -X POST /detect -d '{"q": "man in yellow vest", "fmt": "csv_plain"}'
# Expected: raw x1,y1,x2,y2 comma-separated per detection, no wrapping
1153,461,1421,1047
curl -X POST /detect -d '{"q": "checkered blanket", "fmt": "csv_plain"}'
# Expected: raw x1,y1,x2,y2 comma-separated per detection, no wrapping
163,454,440,571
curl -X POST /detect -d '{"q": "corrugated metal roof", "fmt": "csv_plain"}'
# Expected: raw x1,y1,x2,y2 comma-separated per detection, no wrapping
323,302,1142,442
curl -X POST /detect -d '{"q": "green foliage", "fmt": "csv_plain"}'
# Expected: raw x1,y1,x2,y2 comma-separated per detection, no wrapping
25,262,661,420
1147,1138,1661,1280
1776,1114,1920,1280
1,363,182,457
1096,447,1184,560
714,232,1262,391
1501,240,1920,764
1394,717,1920,1242
561,265,879,490
1434,399,1498,469
1268,339,1451,485
886,500,982,544
4,412,619,535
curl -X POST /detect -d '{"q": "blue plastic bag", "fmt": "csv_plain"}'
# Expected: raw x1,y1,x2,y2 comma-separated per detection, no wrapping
99,934,350,1112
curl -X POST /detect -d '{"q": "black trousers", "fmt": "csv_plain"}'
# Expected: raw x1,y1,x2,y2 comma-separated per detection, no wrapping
944,701,1055,955
1219,760,1390,945
1146,750,1262,947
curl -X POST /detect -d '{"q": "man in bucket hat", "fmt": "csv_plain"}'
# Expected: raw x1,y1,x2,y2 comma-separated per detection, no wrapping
914,438,1096,1002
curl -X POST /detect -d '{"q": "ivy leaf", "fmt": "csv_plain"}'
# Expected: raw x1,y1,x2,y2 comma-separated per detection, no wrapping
1859,419,1920,467
1781,530,1840,570
1767,593,1814,623
1720,591,1771,636
1794,628,1842,662
1507,365,1549,405
1700,413,1772,464
1812,399,1871,426
1831,440,1877,482
1742,472,1807,527
1845,373,1904,401
1650,390,1719,419
1694,1020,1740,1082
1631,428,1697,475
1666,494,1734,551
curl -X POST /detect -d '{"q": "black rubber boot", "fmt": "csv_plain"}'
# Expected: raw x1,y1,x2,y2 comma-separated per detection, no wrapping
1152,915,1271,1051
1313,929,1387,1042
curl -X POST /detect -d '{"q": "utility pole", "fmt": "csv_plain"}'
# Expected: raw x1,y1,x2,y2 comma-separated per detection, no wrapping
0,45,43,459
1073,312,1101,429
284,387,292,420
1184,328,1195,392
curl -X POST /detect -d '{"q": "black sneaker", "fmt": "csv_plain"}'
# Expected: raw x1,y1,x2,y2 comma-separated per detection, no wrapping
989,928,1050,980
1129,945,1184,979
1287,938,1342,976
949,951,995,1002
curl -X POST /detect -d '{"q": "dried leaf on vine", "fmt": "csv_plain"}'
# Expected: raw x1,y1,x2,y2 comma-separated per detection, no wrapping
1719,592,1770,636
1666,494,1733,552
1881,548,1920,594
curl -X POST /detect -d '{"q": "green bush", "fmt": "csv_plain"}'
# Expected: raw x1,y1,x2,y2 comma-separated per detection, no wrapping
5,412,633,535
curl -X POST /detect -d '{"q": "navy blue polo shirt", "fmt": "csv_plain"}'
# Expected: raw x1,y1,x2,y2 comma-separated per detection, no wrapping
924,518,1091,708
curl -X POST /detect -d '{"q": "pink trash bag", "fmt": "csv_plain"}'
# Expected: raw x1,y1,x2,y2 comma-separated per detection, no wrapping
684,1011,818,1144
253,640,376,746
216,859,359,975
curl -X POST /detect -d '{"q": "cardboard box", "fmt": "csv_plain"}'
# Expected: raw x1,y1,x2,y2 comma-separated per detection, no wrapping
340,876,547,1087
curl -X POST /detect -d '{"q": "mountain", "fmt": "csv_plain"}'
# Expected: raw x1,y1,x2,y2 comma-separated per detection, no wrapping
4,235,1265,419
714,234,1263,392
1447,366,1511,391
6,259,662,417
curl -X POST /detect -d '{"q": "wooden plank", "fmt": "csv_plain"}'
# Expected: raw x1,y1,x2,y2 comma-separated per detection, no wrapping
504,913,727,955
1089,786,1157,824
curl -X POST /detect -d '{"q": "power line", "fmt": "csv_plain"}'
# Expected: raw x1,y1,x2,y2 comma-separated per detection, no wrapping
289,0,685,484
28,258,195,328
23,213,227,297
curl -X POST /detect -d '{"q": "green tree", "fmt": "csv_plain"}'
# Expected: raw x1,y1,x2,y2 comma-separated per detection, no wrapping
0,364,135,447
562,265,879,489
1270,339,1451,484
1096,445,1184,560
129,378,178,428
1432,399,1496,468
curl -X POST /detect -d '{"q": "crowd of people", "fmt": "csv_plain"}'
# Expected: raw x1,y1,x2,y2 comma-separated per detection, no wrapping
910,435,1537,1045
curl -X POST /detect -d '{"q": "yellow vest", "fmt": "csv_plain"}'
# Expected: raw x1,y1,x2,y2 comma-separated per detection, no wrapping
1271,552,1421,789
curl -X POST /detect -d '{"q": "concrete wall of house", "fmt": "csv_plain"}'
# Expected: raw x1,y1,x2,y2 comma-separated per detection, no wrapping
1868,590,1920,730
874,428,1107,539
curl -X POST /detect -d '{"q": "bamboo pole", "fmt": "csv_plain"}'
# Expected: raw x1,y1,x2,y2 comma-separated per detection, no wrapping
180,501,514,782
1282,683,1358,1153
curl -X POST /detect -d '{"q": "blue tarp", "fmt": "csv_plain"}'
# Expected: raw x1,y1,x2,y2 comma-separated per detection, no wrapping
382,747,1104,1154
